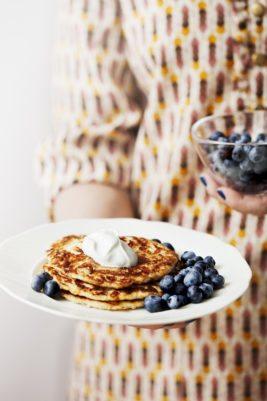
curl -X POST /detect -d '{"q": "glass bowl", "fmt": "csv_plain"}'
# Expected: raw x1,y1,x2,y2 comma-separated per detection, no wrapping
192,110,267,195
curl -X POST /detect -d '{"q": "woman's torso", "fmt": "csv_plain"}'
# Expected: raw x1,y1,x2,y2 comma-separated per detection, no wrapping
62,1,267,400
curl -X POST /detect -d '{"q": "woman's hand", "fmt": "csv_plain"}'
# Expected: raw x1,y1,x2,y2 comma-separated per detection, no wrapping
200,174,267,216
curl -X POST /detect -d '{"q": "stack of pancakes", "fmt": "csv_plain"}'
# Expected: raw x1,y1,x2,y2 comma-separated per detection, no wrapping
44,235,179,310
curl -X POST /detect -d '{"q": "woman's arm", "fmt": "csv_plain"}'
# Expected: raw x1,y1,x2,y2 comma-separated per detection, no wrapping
54,183,134,221
37,0,142,217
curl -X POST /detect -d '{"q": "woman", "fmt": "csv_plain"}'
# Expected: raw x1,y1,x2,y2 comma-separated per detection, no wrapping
38,1,267,400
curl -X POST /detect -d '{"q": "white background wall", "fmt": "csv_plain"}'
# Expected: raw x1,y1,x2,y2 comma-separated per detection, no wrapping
0,1,75,400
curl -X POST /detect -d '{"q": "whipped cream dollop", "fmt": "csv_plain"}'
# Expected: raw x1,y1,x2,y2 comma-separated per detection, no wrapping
81,229,138,268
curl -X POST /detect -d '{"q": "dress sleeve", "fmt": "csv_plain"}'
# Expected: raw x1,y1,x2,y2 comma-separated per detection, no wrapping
36,0,142,211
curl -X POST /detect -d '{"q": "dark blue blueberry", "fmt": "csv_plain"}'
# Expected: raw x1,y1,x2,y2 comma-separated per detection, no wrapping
229,132,241,143
187,286,204,303
256,133,267,143
218,145,232,161
167,294,186,309
240,158,254,173
209,131,224,141
254,159,267,174
181,251,196,262
152,238,161,243
144,295,165,313
162,242,175,251
239,171,255,183
203,256,216,268
249,146,266,164
237,132,251,144
204,267,218,279
199,283,214,299
244,144,252,154
31,272,52,292
185,258,196,267
193,261,207,274
185,256,203,267
232,145,246,162
203,277,213,286
43,280,60,298
159,275,175,292
223,159,238,169
184,270,202,287
173,282,187,295
174,271,187,283
31,275,45,292
211,274,225,289
218,136,229,144
161,293,171,303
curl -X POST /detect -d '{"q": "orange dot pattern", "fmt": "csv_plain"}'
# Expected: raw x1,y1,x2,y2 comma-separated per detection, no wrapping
37,1,267,400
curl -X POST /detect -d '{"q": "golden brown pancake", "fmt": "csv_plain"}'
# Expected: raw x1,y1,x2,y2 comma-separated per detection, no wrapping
44,264,162,301
61,290,144,310
47,235,179,289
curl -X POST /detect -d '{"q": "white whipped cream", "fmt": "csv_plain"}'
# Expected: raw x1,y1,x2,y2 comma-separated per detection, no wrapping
81,229,138,268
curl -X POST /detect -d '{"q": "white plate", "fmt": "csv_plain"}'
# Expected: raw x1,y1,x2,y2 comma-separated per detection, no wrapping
0,218,252,326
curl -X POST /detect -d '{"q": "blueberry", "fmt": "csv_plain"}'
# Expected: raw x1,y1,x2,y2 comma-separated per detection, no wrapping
209,131,224,141
239,170,255,183
203,277,213,286
185,258,196,267
229,132,241,143
203,256,215,268
144,295,165,312
43,280,60,298
218,136,229,143
184,270,202,287
204,267,218,279
232,145,246,162
167,294,185,309
244,144,252,154
174,270,187,283
152,238,161,243
31,275,45,292
181,251,196,262
162,293,171,303
237,132,251,144
187,286,203,303
254,159,267,174
218,146,232,161
159,275,175,292
193,261,207,274
162,242,175,251
211,274,225,289
31,272,52,292
249,146,266,164
173,282,187,295
240,158,254,173
256,133,267,143
199,283,214,299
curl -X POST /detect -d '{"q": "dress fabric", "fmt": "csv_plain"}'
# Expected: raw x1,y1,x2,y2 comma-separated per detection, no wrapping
37,1,267,400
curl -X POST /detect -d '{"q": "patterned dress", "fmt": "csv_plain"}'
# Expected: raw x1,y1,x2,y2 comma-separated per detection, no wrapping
38,1,267,400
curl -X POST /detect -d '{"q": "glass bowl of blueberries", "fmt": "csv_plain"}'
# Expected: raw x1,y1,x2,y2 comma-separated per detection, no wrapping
192,110,267,194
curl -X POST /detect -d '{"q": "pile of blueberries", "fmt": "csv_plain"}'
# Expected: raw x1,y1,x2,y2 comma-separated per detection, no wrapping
206,130,267,193
31,272,60,298
144,243,225,313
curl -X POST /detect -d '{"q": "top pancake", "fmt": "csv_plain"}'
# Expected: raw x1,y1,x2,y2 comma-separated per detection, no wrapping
47,235,179,289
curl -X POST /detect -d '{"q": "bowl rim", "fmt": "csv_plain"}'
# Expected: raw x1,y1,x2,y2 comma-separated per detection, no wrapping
191,111,267,146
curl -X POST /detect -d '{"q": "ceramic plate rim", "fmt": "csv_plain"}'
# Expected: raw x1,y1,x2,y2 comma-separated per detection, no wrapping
0,218,252,326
